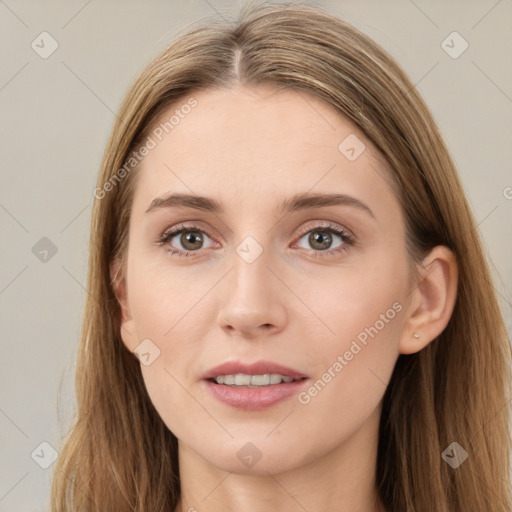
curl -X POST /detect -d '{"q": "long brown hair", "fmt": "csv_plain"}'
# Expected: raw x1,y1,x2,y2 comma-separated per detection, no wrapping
50,1,512,510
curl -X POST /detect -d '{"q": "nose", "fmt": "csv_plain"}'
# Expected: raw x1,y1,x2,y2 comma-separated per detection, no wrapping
216,246,287,339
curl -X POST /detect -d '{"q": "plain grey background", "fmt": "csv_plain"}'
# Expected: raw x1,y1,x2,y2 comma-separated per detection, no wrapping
1,1,511,510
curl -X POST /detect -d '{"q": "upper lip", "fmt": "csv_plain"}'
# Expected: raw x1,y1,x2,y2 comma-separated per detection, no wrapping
202,360,308,380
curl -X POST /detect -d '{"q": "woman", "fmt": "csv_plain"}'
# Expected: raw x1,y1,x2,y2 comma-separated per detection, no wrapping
50,1,512,511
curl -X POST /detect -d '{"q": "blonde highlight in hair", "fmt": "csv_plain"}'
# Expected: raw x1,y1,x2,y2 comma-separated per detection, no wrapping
51,2,512,510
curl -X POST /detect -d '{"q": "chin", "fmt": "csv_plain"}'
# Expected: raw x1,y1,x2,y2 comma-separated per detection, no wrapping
190,435,313,476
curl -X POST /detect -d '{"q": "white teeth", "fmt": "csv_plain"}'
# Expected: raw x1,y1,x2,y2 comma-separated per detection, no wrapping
269,374,282,385
213,373,298,386
251,374,270,385
235,374,251,386
223,375,235,385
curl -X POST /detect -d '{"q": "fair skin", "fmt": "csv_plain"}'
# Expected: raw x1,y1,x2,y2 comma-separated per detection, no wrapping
112,84,458,512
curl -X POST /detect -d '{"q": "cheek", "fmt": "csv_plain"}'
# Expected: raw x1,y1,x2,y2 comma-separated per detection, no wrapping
285,287,404,466
292,253,406,421
126,258,216,437
127,251,214,339
296,250,408,356
300,285,404,407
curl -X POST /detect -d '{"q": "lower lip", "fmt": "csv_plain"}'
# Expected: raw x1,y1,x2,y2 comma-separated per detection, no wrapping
203,379,308,410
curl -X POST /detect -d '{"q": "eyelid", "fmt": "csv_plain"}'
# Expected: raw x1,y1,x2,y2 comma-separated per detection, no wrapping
157,222,218,248
157,220,357,257
294,219,355,241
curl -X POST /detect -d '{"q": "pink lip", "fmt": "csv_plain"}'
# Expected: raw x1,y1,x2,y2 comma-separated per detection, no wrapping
201,360,309,411
201,360,308,381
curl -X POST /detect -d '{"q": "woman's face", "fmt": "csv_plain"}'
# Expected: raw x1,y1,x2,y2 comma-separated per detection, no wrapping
117,84,414,474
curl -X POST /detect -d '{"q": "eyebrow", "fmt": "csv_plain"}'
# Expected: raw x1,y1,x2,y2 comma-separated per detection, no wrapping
145,192,375,219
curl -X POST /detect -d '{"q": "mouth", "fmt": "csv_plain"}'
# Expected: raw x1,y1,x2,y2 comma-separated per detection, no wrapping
208,373,304,387
202,361,309,410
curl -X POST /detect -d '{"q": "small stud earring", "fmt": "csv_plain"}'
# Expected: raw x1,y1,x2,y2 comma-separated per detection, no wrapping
413,333,420,339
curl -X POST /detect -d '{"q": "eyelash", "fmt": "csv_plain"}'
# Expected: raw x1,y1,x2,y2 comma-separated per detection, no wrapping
156,221,356,259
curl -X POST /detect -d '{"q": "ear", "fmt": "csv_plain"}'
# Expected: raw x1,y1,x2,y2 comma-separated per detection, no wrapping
399,245,458,354
110,258,138,353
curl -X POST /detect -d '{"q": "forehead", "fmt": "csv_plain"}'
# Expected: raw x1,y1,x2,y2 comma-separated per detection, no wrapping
131,84,398,217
